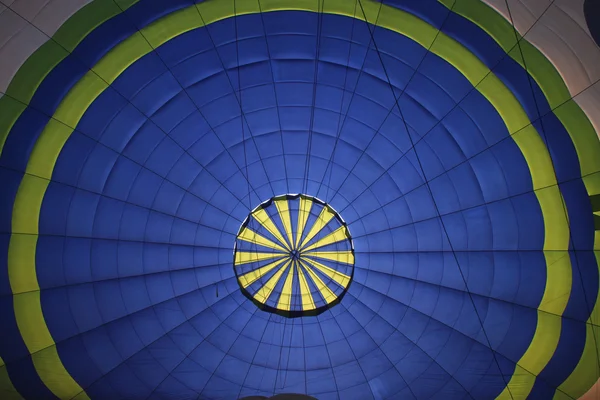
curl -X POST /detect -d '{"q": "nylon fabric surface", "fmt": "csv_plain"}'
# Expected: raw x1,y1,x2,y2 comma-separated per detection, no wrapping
0,0,599,399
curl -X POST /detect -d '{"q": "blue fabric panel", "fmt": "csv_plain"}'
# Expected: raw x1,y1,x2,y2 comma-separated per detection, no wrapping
29,57,88,117
531,318,587,398
0,3,595,399
392,0,584,190
0,108,49,172
2,355,57,400
52,132,95,187
77,87,128,141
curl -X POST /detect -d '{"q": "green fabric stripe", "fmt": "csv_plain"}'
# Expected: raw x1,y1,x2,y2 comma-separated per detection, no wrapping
441,0,600,180
0,0,139,156
0,0,590,398
439,0,600,398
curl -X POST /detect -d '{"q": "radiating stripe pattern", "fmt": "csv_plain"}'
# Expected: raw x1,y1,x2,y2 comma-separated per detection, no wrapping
0,0,599,398
234,194,354,317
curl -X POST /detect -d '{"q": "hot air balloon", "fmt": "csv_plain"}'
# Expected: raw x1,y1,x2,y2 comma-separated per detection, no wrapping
1,0,599,399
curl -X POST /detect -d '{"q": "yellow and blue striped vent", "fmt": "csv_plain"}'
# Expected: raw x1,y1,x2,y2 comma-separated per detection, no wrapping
234,194,353,317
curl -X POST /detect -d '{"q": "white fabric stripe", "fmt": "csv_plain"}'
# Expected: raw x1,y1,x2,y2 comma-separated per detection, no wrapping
482,0,600,139
0,0,91,97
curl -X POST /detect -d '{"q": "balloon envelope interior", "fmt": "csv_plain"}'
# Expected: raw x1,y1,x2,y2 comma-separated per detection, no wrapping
1,0,600,399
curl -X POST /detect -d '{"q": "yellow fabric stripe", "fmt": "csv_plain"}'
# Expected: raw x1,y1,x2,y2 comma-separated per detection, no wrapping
277,262,295,311
299,206,336,249
274,198,294,248
14,292,87,399
12,174,46,237
553,325,600,400
234,251,286,265
12,291,54,354
0,0,140,157
237,227,287,252
440,0,600,182
296,261,316,310
556,174,600,397
304,251,355,265
93,32,151,83
26,120,72,180
537,251,572,315
497,195,571,398
252,208,291,251
497,311,562,399
253,259,292,303
301,225,348,252
8,234,39,295
9,172,88,399
33,345,87,400
237,257,288,288
0,357,22,400
300,260,338,304
414,17,571,397
140,0,358,51
553,248,600,399
295,196,313,248
429,2,572,397
302,257,351,289
4,1,567,398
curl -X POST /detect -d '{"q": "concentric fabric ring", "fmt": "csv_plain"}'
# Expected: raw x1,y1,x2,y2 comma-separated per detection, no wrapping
0,0,599,399
234,194,354,317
